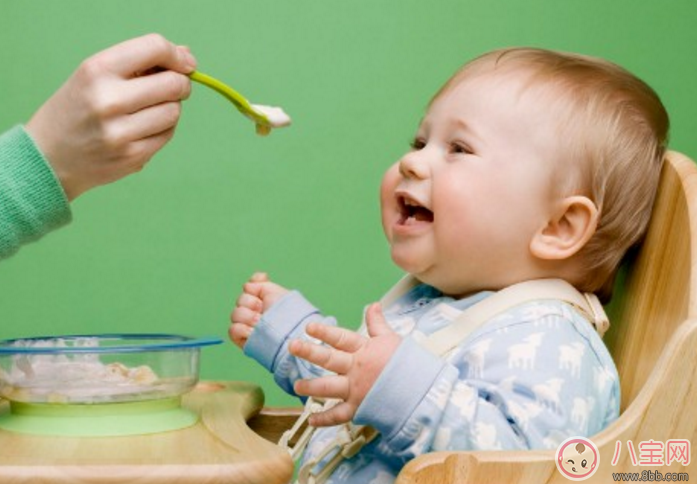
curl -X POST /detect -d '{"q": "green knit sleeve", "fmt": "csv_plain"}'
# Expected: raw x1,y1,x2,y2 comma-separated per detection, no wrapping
0,125,72,260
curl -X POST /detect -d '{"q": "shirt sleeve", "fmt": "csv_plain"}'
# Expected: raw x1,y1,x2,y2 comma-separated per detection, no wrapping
243,290,338,397
0,125,71,260
353,305,620,466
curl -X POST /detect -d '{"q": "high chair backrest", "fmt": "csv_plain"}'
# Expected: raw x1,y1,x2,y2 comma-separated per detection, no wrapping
604,150,697,410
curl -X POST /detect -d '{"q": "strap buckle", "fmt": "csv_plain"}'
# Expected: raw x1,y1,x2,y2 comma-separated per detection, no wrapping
279,397,326,460
298,423,378,484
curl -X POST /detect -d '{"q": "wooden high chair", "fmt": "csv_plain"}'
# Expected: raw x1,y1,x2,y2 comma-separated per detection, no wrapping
252,151,697,483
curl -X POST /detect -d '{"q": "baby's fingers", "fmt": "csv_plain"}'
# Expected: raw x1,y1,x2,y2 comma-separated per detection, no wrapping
305,322,365,353
289,338,352,374
249,272,269,283
228,322,253,349
230,305,260,327
294,375,350,401
236,292,263,312
308,401,356,427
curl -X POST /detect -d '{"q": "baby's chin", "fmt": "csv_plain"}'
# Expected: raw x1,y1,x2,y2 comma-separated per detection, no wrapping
389,255,447,293
390,251,430,278
388,247,478,296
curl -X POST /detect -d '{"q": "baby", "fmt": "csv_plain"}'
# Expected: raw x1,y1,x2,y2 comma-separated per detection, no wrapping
230,47,669,483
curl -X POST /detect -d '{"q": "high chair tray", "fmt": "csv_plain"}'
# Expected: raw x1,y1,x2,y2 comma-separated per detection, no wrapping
0,381,293,484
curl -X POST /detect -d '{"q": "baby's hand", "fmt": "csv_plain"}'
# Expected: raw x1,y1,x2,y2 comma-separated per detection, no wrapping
229,272,289,349
290,303,401,427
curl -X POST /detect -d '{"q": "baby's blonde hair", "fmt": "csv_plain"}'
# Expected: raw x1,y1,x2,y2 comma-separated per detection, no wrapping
438,48,669,302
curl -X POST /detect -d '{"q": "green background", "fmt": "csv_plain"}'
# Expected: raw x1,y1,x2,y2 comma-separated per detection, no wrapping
1,1,695,407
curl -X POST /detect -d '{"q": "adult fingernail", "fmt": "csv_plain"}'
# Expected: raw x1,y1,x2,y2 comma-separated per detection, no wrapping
185,51,197,70
179,46,197,70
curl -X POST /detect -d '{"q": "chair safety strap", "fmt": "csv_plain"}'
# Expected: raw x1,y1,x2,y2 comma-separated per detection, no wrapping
420,277,609,356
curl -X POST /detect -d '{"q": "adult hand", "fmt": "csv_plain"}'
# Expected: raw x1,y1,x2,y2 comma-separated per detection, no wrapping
25,33,197,200
290,303,402,427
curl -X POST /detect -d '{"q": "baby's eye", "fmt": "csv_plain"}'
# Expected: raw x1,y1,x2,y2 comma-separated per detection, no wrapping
410,137,426,150
581,459,588,468
451,142,474,155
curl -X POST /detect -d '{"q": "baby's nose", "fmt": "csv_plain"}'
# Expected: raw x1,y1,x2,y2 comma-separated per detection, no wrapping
398,151,429,180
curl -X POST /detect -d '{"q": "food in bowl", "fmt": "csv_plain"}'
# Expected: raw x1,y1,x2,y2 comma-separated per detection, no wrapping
0,334,221,404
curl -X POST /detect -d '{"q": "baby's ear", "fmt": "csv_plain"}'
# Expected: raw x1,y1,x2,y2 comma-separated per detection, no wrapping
530,196,599,260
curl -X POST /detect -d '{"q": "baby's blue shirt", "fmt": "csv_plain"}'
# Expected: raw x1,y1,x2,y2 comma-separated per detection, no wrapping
244,283,620,484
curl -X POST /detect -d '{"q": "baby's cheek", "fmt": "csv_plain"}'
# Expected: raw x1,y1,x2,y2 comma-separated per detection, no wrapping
379,168,400,229
379,165,400,201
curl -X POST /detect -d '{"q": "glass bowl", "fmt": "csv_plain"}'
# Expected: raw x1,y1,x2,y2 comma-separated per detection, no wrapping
0,334,221,404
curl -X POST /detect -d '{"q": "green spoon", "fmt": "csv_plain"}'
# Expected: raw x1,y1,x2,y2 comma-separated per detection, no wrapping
189,70,291,136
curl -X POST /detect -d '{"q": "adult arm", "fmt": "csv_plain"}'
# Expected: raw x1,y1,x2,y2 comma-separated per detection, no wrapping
0,126,71,260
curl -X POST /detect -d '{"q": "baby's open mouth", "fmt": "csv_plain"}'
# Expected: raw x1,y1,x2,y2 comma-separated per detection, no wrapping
398,195,434,225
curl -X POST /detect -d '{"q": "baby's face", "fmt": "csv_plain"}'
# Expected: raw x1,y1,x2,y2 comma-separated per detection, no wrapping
380,71,561,296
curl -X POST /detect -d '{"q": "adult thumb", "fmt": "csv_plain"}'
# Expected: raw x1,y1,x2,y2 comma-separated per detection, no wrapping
366,303,393,337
